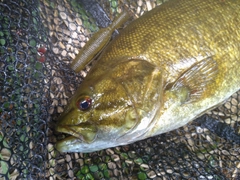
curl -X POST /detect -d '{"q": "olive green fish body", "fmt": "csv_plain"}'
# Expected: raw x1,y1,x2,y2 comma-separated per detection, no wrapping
56,0,240,152
100,0,240,86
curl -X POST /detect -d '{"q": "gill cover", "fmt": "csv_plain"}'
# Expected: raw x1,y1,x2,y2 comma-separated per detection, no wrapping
111,59,163,143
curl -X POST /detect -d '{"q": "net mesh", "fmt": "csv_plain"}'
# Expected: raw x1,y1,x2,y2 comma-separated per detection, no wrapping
0,0,239,179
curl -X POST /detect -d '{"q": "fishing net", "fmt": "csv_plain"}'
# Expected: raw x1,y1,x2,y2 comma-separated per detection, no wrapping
0,0,239,179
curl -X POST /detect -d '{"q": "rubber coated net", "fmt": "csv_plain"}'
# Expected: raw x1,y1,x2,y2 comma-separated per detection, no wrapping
0,0,239,179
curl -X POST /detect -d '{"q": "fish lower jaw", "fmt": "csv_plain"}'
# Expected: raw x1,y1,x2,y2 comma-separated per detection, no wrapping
55,136,108,153
56,136,83,152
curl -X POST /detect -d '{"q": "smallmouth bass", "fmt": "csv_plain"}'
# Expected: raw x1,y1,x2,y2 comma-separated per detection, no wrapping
56,0,240,152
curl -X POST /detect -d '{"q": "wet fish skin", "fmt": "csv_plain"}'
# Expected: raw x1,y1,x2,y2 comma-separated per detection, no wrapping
56,0,240,152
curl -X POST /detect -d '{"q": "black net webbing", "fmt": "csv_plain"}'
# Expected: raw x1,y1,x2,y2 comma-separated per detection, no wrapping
0,0,240,179
0,0,48,179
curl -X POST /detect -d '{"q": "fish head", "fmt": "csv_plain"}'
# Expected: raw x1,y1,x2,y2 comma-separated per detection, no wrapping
56,59,163,152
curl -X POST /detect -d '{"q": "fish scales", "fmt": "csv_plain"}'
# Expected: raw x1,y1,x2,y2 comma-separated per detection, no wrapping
56,0,240,152
101,0,239,85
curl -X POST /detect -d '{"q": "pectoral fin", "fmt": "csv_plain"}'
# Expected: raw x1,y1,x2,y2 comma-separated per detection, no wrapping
169,56,218,104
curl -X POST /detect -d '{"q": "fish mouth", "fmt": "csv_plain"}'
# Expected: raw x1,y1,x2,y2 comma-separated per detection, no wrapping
55,104,98,143
55,134,116,153
56,122,98,144
55,135,83,152
56,124,85,140
55,124,98,152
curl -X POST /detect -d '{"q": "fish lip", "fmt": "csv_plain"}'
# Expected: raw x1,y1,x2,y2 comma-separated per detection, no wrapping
57,135,81,143
56,122,99,144
56,124,83,139
55,124,85,152
55,136,83,152
55,124,67,133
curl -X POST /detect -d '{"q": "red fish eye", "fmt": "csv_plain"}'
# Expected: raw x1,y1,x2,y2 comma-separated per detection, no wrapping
77,96,92,111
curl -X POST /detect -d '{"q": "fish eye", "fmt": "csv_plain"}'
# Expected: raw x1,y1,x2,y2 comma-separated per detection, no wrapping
77,96,92,111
